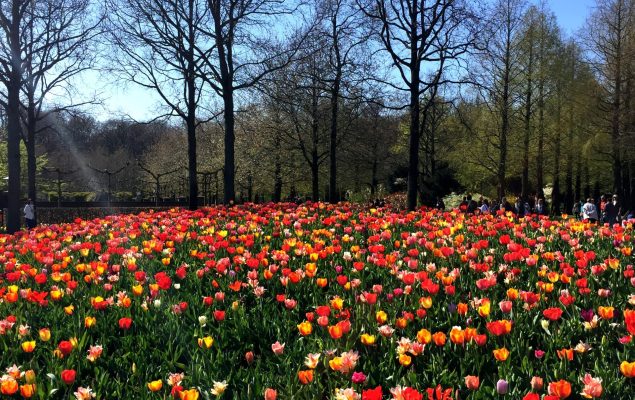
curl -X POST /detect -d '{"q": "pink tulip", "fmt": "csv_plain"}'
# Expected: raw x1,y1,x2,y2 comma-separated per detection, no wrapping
271,341,285,355
580,374,602,398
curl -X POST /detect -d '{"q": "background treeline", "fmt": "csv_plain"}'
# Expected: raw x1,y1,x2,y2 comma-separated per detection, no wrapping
1,0,635,232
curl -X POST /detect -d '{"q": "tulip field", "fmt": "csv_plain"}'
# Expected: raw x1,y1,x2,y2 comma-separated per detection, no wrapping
1,203,635,399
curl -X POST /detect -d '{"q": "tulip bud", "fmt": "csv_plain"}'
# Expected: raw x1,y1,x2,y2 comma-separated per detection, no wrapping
24,370,36,384
264,388,277,400
530,376,543,391
496,379,509,394
38,328,51,342
245,351,254,365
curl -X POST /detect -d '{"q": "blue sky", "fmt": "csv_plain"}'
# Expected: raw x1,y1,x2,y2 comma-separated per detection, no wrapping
546,0,595,35
83,0,597,122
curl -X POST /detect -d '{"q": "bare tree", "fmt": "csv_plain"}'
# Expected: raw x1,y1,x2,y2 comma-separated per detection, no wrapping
519,6,537,199
107,0,214,210
469,0,526,199
358,0,476,210
586,0,635,198
315,0,370,203
20,0,101,205
198,0,310,204
0,0,31,232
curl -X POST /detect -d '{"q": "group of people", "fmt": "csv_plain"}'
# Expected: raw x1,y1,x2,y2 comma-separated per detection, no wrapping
575,194,631,224
433,193,633,224
437,194,548,216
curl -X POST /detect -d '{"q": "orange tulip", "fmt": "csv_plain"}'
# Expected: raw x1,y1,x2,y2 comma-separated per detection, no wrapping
179,389,199,400
297,321,312,336
398,353,412,366
20,384,36,398
464,327,478,342
620,361,635,378
598,306,614,319
0,378,18,395
84,316,96,328
264,388,277,400
486,320,512,336
330,297,343,310
449,327,465,345
432,331,447,346
328,324,343,339
493,347,509,362
298,370,314,385
38,328,51,342
464,375,480,390
557,348,574,361
417,328,431,344
548,380,572,399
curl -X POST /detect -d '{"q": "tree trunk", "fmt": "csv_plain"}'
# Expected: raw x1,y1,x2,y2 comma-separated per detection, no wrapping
328,11,342,204
536,80,545,197
371,161,378,196
575,155,581,202
407,16,421,211
186,78,198,210
247,172,253,202
408,81,420,210
564,109,574,211
223,90,235,203
552,102,562,215
26,93,37,204
522,33,533,199
6,0,22,233
273,133,282,202
498,38,511,200
583,159,590,199
329,76,340,203
611,68,622,197
629,158,635,211
311,82,320,202
311,160,319,202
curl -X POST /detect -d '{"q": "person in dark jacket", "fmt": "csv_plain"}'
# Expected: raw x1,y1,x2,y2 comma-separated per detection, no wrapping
534,198,547,215
603,194,621,224
514,197,526,216
466,195,478,213
459,196,468,213
435,197,445,210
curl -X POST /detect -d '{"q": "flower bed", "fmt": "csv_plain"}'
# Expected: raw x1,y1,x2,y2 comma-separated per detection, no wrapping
0,203,634,399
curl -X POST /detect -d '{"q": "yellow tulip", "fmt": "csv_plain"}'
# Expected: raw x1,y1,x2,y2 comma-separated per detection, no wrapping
147,380,163,392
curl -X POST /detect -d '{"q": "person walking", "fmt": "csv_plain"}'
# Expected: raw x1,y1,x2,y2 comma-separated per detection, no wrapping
24,198,36,230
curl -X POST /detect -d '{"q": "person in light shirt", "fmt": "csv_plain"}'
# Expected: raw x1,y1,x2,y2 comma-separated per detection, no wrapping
479,199,490,213
23,198,36,229
581,198,598,223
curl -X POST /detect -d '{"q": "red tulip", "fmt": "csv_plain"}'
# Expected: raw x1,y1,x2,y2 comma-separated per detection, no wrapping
119,317,132,330
61,369,76,385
